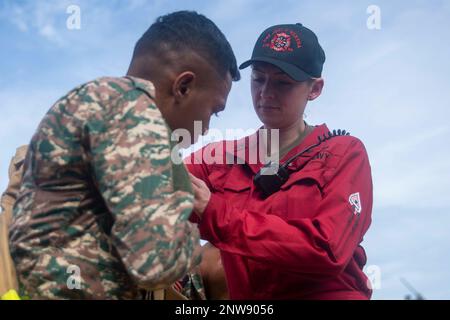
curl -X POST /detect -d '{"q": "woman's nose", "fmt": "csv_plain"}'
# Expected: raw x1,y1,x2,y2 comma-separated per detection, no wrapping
260,81,274,99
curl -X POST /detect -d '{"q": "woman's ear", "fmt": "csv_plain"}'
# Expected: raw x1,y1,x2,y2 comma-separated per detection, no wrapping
308,78,324,101
173,71,196,101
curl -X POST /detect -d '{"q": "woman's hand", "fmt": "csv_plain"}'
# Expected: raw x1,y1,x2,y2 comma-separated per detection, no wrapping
189,173,211,218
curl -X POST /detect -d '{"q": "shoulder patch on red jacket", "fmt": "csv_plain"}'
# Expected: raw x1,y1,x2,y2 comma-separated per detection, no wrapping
349,192,362,215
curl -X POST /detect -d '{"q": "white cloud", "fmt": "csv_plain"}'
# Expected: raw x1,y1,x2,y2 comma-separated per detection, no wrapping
38,23,64,44
10,6,28,32
2,1,73,46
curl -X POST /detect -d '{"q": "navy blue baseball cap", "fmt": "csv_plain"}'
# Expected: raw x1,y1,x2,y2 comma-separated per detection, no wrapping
239,23,326,81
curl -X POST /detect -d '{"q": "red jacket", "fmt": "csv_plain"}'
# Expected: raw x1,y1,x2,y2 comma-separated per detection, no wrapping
186,124,373,300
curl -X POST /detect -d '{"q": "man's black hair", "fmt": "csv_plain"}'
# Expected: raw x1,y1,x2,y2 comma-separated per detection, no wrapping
133,11,240,81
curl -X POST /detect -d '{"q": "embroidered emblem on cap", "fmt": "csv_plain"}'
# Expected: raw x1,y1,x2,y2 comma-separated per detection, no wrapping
262,28,302,52
270,32,292,52
349,192,362,215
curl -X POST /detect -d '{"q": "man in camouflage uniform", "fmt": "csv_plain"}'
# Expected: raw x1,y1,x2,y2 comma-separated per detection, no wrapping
8,11,240,299
2,147,224,300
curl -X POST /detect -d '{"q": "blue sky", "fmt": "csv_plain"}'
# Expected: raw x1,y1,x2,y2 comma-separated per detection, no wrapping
1,0,449,299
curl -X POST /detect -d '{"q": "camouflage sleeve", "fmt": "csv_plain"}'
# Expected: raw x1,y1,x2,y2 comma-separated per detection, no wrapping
84,78,202,289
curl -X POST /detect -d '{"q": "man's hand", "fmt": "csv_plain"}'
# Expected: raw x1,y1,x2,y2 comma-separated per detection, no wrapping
189,173,211,218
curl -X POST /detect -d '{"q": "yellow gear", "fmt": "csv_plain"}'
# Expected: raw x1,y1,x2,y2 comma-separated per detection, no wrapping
1,289,21,300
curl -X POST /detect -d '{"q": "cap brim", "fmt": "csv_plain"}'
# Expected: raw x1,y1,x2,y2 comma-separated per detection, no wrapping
239,57,312,82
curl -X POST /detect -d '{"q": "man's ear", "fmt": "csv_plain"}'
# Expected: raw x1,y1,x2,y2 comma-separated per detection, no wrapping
308,78,324,101
173,71,196,101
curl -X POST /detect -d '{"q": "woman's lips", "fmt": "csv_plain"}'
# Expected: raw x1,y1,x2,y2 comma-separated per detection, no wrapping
259,105,280,112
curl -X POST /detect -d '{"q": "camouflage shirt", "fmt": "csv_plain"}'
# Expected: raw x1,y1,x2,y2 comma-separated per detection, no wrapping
9,76,202,299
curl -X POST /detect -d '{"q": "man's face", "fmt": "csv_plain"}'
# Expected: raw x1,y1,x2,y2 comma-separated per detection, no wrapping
251,62,313,129
180,68,232,144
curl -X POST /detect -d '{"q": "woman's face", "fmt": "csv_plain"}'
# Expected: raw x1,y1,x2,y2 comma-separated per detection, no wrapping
251,62,317,129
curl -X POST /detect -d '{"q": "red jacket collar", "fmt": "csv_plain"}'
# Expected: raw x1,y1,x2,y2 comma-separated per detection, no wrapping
228,124,330,173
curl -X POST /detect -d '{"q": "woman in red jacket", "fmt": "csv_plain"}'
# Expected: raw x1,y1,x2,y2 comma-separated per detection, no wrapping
186,23,373,300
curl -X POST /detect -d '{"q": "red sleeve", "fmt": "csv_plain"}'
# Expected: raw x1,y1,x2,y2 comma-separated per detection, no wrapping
184,149,211,224
197,139,373,276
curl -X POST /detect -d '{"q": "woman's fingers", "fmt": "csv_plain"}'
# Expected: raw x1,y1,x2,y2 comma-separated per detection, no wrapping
187,173,211,216
189,173,201,186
